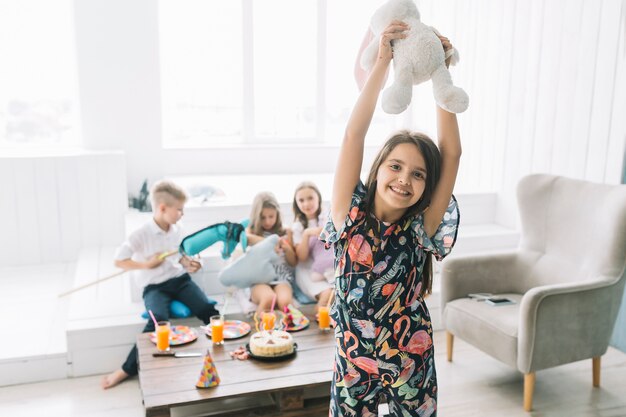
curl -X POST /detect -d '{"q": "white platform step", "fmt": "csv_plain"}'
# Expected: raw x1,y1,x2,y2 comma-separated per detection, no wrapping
0,263,74,386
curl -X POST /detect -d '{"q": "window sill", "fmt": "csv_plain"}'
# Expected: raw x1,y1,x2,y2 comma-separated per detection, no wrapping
161,141,382,151
0,147,122,158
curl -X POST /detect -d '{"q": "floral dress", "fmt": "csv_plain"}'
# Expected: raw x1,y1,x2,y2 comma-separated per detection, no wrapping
321,182,459,417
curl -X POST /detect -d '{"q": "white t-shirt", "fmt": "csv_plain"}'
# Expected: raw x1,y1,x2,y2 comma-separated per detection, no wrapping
292,217,320,245
115,219,186,289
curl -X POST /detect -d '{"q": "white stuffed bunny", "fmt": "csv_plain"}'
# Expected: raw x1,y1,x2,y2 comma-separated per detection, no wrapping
360,0,469,114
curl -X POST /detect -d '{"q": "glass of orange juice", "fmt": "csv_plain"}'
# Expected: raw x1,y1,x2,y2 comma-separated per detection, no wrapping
156,321,171,351
318,306,330,331
261,310,276,331
210,315,224,345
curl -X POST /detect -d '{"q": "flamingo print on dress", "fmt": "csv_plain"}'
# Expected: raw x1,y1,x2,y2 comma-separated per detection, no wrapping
351,318,376,339
391,352,417,388
416,393,437,417
339,362,362,388
394,315,433,355
372,255,391,274
341,330,379,375
347,234,373,270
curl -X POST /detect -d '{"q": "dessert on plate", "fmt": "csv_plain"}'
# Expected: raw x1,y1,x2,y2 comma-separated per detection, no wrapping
248,330,294,357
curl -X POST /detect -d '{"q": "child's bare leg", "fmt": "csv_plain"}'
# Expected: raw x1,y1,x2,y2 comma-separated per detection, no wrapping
250,284,274,315
101,368,129,389
316,288,333,311
310,271,326,282
274,283,293,310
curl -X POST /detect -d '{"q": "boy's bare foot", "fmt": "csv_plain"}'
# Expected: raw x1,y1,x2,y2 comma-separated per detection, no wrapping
101,369,129,389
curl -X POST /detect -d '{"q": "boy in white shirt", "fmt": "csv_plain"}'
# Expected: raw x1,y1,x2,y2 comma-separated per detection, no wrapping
101,180,218,389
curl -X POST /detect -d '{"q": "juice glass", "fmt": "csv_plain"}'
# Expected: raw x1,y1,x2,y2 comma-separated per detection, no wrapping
261,310,276,331
318,306,330,331
156,321,171,351
210,315,225,345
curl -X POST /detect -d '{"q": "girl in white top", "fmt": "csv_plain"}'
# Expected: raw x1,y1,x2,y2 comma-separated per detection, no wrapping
291,181,334,311
246,191,297,315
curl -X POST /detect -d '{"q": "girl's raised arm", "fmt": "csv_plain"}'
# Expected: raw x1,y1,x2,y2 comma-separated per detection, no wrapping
331,21,409,230
423,36,462,237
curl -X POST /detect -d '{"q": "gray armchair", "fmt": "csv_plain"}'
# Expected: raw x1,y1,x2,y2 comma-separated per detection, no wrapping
441,174,626,411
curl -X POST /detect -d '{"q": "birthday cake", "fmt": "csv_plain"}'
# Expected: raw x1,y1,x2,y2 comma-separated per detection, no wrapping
249,330,294,357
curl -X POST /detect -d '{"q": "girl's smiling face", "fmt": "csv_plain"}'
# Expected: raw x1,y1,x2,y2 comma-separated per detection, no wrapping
374,142,427,222
295,187,320,219
260,207,278,231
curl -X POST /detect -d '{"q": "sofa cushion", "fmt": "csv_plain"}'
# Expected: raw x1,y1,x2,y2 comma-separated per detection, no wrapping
444,293,522,368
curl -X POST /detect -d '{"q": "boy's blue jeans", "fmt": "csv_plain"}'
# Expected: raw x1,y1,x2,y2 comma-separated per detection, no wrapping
121,273,219,376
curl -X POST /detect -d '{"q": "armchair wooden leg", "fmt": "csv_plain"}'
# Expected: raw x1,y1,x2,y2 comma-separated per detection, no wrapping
446,331,454,362
523,372,535,412
592,356,601,387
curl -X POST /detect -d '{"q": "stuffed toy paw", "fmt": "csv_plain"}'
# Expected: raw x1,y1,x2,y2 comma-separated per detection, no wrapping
217,234,280,288
361,0,469,114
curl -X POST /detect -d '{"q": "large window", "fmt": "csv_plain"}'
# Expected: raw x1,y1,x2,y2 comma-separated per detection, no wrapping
0,0,80,147
159,0,400,147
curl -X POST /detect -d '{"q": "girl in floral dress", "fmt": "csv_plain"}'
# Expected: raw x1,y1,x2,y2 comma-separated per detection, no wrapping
321,21,461,417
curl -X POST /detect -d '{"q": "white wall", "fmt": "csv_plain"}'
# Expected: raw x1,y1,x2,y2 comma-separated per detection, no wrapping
0,151,127,266
72,0,375,196
72,0,625,217
411,0,626,227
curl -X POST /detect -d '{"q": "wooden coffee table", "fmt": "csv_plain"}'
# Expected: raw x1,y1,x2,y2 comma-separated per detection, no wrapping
137,306,335,417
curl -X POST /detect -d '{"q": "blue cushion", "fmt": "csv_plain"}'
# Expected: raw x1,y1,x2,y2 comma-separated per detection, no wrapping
217,234,280,288
141,297,217,319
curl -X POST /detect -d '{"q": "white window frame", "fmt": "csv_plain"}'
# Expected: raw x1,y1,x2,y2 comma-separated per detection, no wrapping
160,0,407,149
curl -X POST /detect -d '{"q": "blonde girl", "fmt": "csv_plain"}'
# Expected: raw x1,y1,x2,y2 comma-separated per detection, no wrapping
246,191,296,314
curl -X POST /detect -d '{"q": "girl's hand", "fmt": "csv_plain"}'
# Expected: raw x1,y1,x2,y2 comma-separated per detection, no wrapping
377,20,409,64
281,240,295,255
437,34,454,68
278,237,293,252
304,226,324,238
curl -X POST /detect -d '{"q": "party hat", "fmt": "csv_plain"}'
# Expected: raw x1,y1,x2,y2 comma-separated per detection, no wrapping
195,350,220,388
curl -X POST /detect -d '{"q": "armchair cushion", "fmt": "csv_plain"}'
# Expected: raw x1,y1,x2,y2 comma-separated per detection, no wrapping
444,293,522,368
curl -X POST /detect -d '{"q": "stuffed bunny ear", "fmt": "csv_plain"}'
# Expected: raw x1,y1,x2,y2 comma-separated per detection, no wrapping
446,47,460,66
360,38,380,71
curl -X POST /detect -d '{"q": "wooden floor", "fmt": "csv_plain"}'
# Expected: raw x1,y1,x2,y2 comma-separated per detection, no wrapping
2,331,625,417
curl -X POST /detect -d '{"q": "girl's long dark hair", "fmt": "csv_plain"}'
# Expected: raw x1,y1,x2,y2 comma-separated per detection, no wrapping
364,130,442,296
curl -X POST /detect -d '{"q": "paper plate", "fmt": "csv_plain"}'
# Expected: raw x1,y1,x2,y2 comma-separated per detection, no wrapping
252,310,286,332
282,308,310,332
206,320,251,340
149,325,198,346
